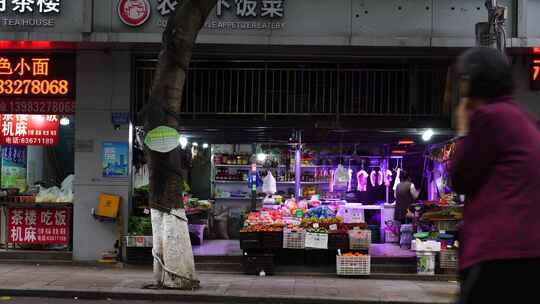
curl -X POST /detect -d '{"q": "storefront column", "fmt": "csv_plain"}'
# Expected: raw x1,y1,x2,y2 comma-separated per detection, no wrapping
73,50,131,261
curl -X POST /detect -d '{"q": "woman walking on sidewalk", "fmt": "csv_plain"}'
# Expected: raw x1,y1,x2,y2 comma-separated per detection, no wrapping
451,47,540,303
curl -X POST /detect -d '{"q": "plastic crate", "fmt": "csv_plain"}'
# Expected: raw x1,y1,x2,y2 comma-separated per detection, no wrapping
328,232,349,250
440,249,458,269
305,232,328,249
283,229,305,249
348,230,371,250
434,220,459,232
261,231,283,249
336,255,371,276
239,232,261,250
242,252,274,275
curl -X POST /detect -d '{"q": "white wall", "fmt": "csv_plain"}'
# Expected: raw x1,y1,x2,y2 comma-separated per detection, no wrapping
26,146,44,187
73,50,131,261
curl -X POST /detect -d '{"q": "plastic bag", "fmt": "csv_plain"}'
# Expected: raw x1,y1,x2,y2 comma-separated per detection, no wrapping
35,186,61,203
333,165,349,189
262,171,277,195
58,174,74,202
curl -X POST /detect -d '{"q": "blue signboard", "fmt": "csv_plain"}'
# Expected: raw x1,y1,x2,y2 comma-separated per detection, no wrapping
111,112,130,125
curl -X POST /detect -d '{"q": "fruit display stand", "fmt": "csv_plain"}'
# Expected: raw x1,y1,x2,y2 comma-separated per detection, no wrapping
239,201,373,275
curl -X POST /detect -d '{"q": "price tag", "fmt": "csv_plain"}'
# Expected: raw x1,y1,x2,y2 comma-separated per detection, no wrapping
313,223,319,228
329,224,338,231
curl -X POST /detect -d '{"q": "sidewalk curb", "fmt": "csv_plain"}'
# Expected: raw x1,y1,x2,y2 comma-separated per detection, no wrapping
0,288,453,304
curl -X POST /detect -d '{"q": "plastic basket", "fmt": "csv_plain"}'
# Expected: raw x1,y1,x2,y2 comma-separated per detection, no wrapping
336,255,371,276
348,230,371,250
435,220,459,232
305,232,328,249
440,249,458,269
283,229,305,249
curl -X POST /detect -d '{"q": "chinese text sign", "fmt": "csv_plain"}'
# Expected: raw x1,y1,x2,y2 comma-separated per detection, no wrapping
7,207,70,245
0,53,75,114
0,114,59,146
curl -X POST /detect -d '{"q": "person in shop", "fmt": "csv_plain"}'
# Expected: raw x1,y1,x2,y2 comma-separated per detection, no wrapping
393,170,419,225
452,47,540,303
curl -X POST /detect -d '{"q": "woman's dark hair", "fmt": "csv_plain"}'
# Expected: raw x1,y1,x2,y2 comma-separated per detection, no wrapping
400,170,410,181
456,47,515,100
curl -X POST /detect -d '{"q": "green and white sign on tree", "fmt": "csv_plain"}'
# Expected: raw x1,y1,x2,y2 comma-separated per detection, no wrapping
144,126,181,153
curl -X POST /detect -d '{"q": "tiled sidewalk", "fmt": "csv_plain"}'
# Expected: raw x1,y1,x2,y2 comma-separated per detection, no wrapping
0,263,458,303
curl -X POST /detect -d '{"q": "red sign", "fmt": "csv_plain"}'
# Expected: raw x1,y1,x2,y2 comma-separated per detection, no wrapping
532,57,540,91
0,114,59,146
7,207,70,245
0,54,76,115
0,99,74,114
118,0,151,27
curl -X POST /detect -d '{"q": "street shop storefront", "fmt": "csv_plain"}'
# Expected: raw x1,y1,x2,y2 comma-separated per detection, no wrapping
0,52,76,253
126,128,461,275
124,46,457,274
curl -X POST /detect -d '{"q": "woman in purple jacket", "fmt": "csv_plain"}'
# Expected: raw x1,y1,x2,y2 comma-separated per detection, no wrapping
452,47,540,303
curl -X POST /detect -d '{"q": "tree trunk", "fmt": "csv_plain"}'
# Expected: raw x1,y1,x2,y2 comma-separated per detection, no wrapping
143,0,217,290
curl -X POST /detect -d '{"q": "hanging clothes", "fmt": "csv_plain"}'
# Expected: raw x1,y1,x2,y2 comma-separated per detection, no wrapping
356,170,369,192
347,169,353,192
393,168,401,191
370,169,383,187
384,169,393,187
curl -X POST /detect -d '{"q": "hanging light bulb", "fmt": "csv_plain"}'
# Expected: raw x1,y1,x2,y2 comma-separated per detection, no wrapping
179,136,188,149
422,129,434,142
59,117,70,126
257,152,267,162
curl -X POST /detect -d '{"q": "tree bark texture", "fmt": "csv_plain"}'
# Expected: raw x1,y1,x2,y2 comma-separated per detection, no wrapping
143,0,217,290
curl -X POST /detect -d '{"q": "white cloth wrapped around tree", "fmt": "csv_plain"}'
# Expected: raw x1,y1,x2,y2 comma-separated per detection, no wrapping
151,208,199,289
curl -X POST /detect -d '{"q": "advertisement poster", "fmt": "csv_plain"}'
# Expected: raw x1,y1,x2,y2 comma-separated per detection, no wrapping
7,207,70,245
0,114,59,146
1,145,27,191
102,141,128,178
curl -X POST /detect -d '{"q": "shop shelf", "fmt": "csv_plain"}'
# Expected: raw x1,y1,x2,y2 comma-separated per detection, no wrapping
336,255,371,276
214,164,255,168
212,180,248,184
214,197,252,200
